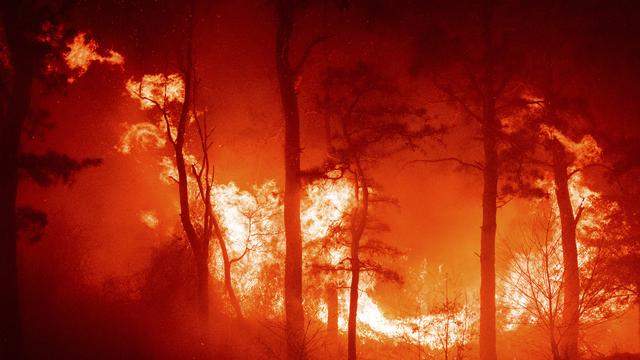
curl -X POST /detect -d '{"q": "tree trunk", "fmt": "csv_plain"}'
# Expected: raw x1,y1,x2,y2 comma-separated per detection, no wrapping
549,293,562,360
550,321,561,360
552,141,580,360
212,216,243,319
194,246,210,321
0,2,35,357
326,283,338,347
479,12,499,360
479,115,498,360
275,1,305,358
171,29,211,326
347,249,360,360
347,169,368,360
551,336,561,360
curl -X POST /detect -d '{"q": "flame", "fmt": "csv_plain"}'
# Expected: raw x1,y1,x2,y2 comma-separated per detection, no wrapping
64,33,123,82
210,181,283,308
501,129,629,330
540,124,602,167
140,211,159,229
120,71,475,351
207,176,475,350
116,122,166,154
302,178,354,241
126,74,185,110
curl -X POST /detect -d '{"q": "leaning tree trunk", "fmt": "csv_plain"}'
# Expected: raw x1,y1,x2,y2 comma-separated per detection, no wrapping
212,216,243,319
175,144,210,320
551,141,580,360
275,0,305,358
0,3,35,357
347,168,368,360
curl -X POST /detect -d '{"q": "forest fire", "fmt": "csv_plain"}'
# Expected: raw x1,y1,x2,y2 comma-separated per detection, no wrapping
3,1,640,360
64,32,123,82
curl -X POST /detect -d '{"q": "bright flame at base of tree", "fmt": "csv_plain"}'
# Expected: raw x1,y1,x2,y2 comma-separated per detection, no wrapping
203,177,475,351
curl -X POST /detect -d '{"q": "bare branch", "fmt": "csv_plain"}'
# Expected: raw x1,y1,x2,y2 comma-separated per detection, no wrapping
293,35,329,75
404,157,484,171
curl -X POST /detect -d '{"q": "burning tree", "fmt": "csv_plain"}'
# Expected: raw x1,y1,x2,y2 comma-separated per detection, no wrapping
316,62,442,359
597,147,640,349
120,3,245,332
501,182,634,359
124,72,245,327
403,263,477,360
429,273,475,360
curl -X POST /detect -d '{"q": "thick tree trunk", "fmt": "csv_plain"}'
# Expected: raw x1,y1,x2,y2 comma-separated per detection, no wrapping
552,141,580,360
479,2,498,359
275,1,305,358
194,246,210,321
0,3,35,357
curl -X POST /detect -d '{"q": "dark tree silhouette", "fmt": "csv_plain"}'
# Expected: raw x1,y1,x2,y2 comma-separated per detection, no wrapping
274,0,327,357
598,146,640,350
0,4,36,356
127,1,244,335
316,62,440,359
502,203,632,360
411,2,528,358
0,2,102,357
519,42,599,359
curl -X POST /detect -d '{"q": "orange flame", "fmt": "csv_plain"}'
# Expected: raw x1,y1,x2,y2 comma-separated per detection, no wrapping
140,211,159,229
120,72,475,351
126,74,185,110
501,129,630,330
64,33,123,82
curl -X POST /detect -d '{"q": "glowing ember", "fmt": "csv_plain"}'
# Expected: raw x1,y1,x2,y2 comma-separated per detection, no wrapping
140,211,159,229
